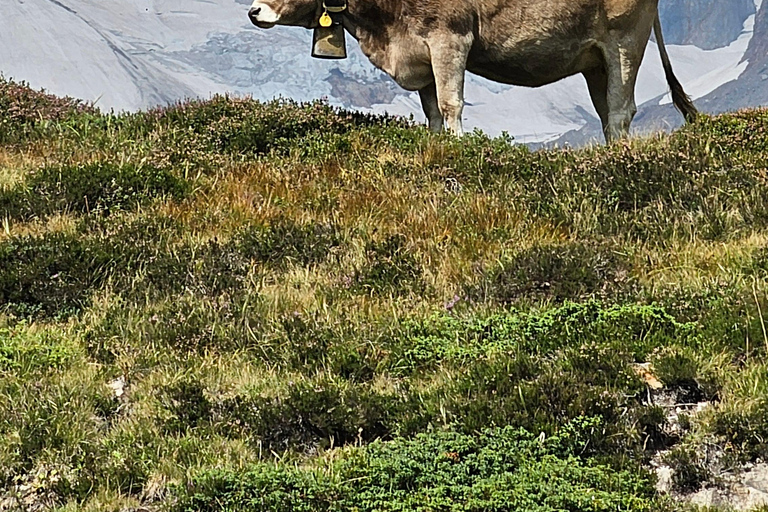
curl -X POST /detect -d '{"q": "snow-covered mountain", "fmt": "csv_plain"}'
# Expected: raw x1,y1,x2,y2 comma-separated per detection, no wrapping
2,0,767,143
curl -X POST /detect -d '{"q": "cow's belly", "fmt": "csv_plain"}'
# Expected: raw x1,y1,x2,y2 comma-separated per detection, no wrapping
467,39,602,87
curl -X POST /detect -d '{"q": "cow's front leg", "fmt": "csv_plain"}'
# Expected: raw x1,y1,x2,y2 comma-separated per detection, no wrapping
428,35,472,135
419,82,443,132
602,36,646,142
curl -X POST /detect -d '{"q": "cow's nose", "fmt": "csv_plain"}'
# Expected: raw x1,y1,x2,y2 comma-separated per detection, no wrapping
248,7,262,23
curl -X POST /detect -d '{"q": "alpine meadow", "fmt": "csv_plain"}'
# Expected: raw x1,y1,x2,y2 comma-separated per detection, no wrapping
3,76,768,511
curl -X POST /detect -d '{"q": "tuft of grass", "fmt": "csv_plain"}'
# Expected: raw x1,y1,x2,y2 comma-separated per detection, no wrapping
351,234,425,295
0,324,81,374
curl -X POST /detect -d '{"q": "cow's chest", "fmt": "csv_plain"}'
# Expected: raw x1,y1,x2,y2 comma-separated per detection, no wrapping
357,31,432,91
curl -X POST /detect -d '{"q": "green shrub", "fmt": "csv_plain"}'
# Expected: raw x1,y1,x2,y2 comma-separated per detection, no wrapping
474,241,632,304
0,76,97,144
151,96,410,157
0,232,113,318
130,238,250,299
650,346,712,401
711,404,768,461
0,218,242,318
663,445,711,493
159,380,213,434
698,109,768,154
279,312,378,381
391,301,698,373
215,378,395,452
175,419,659,512
0,161,189,220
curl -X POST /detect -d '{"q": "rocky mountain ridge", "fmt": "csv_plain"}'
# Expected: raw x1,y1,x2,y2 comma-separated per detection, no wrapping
659,0,756,49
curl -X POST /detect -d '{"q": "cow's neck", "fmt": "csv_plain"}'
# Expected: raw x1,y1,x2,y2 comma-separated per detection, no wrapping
338,0,433,90
341,0,402,52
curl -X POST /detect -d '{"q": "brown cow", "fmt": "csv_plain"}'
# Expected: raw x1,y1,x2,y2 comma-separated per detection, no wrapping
247,0,698,141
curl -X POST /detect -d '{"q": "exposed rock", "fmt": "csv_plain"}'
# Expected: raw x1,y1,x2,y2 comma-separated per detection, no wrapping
0,466,66,512
644,377,768,512
326,69,400,108
744,1,768,76
655,464,675,494
108,375,127,398
687,464,768,511
680,1,768,114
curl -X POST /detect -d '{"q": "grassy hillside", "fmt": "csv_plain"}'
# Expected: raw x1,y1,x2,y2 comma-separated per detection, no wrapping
2,76,768,511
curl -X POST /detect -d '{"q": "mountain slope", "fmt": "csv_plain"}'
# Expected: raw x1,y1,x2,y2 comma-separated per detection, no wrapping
698,0,768,112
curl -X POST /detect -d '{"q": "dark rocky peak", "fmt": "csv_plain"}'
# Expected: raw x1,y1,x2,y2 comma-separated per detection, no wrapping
744,1,768,76
659,0,756,49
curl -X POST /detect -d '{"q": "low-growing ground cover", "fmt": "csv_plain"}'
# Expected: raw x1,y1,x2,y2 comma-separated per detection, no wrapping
2,76,768,510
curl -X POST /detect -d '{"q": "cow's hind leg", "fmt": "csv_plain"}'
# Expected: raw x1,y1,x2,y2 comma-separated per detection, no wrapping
419,82,444,132
583,67,609,138
428,34,472,135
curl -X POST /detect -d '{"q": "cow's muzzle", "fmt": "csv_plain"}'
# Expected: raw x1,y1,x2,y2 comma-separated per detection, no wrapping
249,6,276,28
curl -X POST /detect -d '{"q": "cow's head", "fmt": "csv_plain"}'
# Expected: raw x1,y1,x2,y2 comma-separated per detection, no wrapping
248,0,319,29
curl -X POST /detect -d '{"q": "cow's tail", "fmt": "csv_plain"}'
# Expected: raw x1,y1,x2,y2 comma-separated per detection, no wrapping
653,15,698,123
